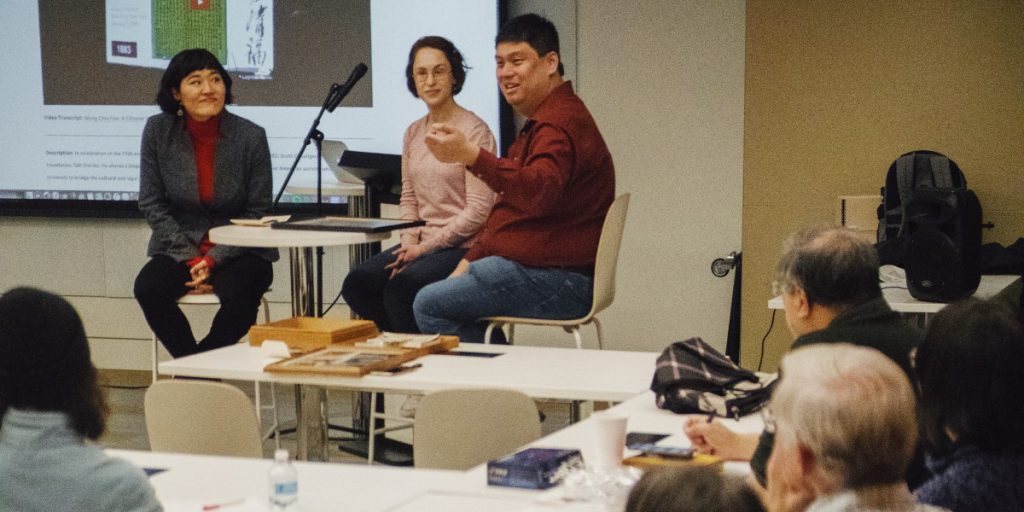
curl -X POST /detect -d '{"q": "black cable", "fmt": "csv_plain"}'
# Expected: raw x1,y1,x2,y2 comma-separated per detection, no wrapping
321,284,346,316
880,285,908,290
757,309,776,372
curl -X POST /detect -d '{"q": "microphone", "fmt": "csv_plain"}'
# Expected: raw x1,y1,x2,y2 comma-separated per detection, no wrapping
326,63,368,112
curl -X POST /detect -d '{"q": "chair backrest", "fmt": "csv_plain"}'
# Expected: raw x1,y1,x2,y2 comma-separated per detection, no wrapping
144,380,263,458
413,388,542,470
590,193,631,317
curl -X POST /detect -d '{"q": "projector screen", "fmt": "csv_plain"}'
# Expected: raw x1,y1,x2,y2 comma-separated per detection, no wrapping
0,0,505,216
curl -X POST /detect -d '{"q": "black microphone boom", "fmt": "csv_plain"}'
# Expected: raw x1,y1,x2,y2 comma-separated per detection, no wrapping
326,63,368,112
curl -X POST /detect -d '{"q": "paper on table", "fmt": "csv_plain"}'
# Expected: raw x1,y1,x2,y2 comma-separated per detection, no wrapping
230,215,291,227
354,332,439,349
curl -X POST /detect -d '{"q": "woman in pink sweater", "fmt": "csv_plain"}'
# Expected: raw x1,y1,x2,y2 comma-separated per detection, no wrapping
341,36,496,333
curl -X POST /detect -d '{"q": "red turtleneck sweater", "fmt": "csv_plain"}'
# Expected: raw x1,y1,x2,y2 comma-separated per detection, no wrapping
185,114,221,269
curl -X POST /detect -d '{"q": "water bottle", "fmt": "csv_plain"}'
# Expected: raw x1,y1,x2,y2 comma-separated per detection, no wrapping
268,448,298,511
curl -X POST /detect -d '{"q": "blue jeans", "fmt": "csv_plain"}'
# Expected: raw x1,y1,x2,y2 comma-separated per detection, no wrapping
413,256,593,343
341,244,467,333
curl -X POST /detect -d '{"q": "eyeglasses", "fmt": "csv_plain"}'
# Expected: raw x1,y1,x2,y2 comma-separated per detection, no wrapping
413,67,451,83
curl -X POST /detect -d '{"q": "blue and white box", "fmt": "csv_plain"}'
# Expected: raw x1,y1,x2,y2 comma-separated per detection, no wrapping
487,448,585,490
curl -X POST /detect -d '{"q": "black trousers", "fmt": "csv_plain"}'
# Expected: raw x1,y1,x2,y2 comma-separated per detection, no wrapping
341,245,466,333
134,254,273,358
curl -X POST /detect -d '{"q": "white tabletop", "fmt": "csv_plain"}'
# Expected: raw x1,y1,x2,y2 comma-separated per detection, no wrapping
209,224,387,249
159,343,657,402
109,449,462,512
110,393,765,511
430,391,766,508
768,274,1021,313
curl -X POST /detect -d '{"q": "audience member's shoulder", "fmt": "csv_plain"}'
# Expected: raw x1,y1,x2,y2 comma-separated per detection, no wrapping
90,454,162,512
917,449,1024,512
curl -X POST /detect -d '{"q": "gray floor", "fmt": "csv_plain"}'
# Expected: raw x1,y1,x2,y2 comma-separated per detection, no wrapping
99,379,573,463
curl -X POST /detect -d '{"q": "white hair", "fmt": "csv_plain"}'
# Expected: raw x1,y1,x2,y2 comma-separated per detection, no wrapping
772,344,917,488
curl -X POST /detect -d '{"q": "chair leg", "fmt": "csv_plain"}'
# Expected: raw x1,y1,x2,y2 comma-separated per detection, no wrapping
484,322,499,345
571,327,582,350
592,317,604,350
509,324,516,344
261,296,270,324
368,392,378,465
151,334,159,384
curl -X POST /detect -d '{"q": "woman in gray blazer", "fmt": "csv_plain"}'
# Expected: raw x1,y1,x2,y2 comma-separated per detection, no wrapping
133,49,277,358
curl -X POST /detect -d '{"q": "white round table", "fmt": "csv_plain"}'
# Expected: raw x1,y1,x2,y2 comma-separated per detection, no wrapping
210,224,389,461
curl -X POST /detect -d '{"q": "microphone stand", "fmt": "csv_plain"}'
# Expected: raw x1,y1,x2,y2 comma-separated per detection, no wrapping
272,82,341,317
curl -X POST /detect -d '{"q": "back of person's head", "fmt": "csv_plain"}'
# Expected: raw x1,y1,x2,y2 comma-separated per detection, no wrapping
775,226,881,309
916,298,1024,455
772,344,917,490
496,13,565,76
156,48,234,114
0,287,107,439
625,466,765,512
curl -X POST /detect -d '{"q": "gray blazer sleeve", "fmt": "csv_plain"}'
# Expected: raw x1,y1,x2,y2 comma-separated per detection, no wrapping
138,116,200,262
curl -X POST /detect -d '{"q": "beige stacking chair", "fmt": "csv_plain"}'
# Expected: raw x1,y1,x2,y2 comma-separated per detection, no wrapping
483,193,631,349
151,293,280,443
413,389,542,470
144,380,264,458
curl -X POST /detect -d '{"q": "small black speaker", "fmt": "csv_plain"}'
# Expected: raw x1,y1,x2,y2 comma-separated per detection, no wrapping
903,188,982,302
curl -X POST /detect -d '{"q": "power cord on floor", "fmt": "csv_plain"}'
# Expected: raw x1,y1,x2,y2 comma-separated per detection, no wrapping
757,309,776,372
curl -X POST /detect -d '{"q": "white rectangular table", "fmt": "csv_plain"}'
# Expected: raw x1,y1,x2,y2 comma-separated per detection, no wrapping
110,449,463,512
768,274,1021,313
159,344,658,461
111,392,765,512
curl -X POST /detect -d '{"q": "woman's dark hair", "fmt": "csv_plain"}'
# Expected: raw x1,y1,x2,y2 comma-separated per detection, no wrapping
405,36,468,98
155,48,234,114
916,298,1024,455
625,467,765,512
496,13,565,76
0,287,108,440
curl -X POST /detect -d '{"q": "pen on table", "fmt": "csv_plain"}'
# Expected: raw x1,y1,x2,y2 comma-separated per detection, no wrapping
202,498,244,511
707,411,716,424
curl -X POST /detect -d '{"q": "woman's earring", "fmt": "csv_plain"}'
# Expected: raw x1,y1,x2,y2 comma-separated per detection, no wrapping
176,103,183,116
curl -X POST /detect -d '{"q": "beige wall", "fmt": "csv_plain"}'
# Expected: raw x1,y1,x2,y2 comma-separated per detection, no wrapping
741,0,1024,369
575,1,746,353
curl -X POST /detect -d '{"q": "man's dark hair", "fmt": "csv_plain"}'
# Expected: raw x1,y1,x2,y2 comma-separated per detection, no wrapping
155,48,234,115
916,298,1024,455
0,287,108,440
775,226,882,309
405,36,469,98
497,13,565,76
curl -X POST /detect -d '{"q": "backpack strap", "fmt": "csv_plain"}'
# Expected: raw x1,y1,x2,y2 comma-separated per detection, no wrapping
930,155,953,188
895,153,918,236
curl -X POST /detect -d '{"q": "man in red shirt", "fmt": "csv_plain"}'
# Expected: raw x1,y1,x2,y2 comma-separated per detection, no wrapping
413,13,615,342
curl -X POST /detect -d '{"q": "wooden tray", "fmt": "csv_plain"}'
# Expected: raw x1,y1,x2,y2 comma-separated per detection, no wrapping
248,317,379,351
264,335,459,376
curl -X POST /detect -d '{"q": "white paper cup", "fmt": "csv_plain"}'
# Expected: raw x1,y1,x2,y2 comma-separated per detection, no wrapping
589,411,628,469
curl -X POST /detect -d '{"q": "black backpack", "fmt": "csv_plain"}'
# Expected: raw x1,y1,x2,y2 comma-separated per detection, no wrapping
651,338,776,420
876,150,967,265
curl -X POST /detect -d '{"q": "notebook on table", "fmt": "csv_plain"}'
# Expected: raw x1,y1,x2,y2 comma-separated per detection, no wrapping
270,216,424,233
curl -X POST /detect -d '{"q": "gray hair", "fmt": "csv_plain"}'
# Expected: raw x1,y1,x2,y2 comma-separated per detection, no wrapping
772,344,917,489
775,226,881,309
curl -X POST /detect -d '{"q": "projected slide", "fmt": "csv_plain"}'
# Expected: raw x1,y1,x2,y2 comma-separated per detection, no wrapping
1,0,500,209
106,0,275,79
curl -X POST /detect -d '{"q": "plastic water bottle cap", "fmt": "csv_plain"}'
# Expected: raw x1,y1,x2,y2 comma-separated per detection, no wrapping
274,449,289,462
